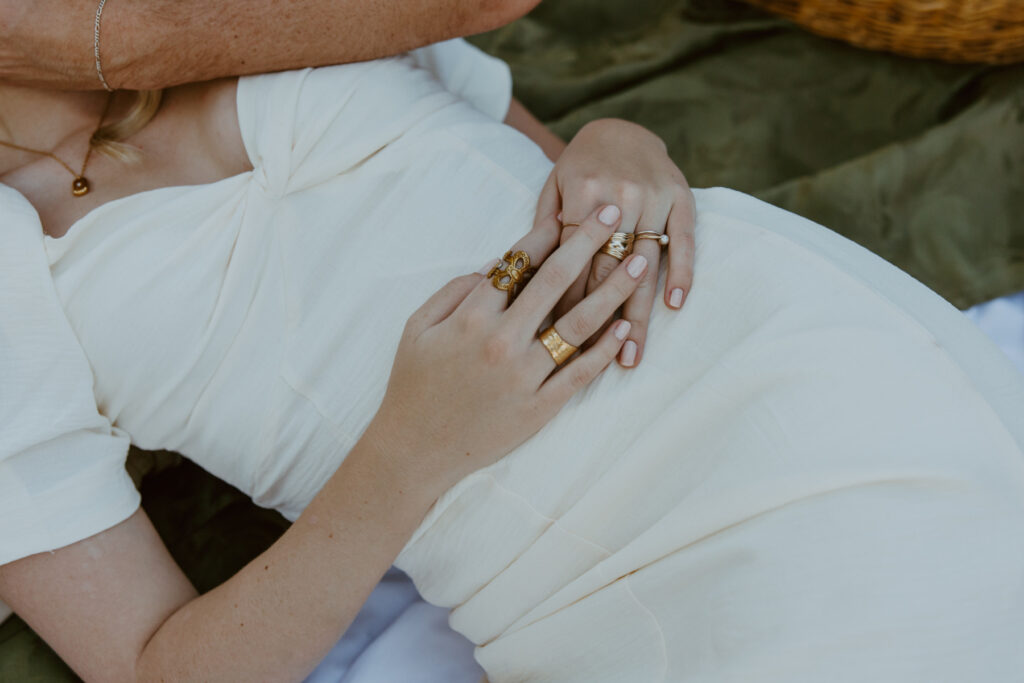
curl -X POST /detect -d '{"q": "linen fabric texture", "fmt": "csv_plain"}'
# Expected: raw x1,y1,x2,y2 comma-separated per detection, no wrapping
1,39,1022,681
0,37,509,616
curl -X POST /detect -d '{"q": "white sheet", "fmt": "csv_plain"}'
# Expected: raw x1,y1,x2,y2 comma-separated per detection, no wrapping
304,567,483,683
964,291,1024,374
1,292,1018,673
305,291,1024,683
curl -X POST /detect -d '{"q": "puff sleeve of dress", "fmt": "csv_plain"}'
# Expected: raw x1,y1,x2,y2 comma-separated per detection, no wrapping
0,184,140,567
408,38,514,122
237,39,514,196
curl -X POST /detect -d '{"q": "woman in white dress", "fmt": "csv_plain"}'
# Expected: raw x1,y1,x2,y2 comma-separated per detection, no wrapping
1,40,1022,682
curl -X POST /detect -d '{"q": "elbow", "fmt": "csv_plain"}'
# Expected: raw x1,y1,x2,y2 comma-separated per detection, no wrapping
470,0,542,34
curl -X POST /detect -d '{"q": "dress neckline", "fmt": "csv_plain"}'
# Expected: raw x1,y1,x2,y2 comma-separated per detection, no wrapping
41,170,253,245
4,74,260,246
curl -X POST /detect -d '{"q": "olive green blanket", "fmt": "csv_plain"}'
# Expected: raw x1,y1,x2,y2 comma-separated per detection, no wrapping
4,0,1022,678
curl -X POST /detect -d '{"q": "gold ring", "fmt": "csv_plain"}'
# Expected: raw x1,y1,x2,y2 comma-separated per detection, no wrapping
487,250,537,305
599,232,635,261
634,231,670,247
560,221,582,230
538,325,578,366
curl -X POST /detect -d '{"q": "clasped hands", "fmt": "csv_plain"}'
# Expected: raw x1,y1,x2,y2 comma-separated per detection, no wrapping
529,118,696,368
368,119,694,492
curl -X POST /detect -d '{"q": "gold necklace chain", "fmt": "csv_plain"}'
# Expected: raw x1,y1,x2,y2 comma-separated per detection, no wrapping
0,92,115,198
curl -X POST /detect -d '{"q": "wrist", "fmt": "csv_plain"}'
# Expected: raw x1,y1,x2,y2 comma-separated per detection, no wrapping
349,417,448,511
577,118,668,153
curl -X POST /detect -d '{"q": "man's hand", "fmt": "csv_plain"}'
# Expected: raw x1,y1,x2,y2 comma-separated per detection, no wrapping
0,0,541,90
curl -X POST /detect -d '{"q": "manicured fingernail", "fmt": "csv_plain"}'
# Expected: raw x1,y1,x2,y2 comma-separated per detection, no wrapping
614,319,631,340
669,288,684,308
627,255,647,278
598,205,621,226
477,258,499,275
620,340,638,366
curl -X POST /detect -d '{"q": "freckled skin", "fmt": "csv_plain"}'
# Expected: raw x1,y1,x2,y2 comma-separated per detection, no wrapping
0,0,543,90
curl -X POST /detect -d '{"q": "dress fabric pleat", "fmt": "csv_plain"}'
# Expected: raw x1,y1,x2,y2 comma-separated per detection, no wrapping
2,40,1021,681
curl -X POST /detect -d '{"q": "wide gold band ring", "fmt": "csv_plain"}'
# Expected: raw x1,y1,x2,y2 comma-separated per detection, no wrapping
599,232,635,261
538,325,578,366
634,231,670,247
487,250,537,305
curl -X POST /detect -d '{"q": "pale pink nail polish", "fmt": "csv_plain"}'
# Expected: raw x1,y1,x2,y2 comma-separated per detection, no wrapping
670,288,684,308
627,255,647,278
614,319,631,340
598,205,621,226
621,340,638,366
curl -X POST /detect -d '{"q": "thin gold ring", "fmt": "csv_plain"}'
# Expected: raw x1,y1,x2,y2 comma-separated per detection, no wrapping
634,231,670,246
599,232,635,261
560,221,582,230
538,326,578,366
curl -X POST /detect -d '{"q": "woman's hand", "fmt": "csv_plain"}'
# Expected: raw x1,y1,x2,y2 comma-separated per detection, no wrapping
537,119,696,369
364,203,648,495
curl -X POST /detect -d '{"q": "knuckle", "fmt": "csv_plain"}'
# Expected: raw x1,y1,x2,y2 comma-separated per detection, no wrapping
579,176,604,198
565,362,593,391
613,273,639,299
634,270,657,291
617,181,642,203
581,219,613,244
535,261,569,290
448,274,479,295
459,306,490,334
480,333,511,365
564,312,593,343
592,259,617,284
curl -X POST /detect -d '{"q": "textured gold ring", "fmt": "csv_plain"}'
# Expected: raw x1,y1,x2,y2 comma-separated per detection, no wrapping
538,325,578,366
634,231,670,247
487,250,537,306
599,232,635,261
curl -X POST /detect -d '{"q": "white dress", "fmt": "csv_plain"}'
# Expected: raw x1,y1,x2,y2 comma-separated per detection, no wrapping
2,40,1023,682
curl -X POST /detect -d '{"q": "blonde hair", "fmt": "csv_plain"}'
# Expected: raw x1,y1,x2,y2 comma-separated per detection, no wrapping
91,90,163,162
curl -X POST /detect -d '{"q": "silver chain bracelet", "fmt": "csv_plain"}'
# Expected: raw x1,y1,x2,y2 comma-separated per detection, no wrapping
94,0,114,91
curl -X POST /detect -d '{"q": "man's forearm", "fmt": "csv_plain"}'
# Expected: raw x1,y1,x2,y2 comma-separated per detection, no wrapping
0,0,541,90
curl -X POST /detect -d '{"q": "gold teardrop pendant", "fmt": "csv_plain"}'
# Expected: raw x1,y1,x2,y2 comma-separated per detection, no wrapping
71,177,90,197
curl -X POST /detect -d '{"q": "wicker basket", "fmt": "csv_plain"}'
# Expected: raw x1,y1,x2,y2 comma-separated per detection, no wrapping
741,0,1024,64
